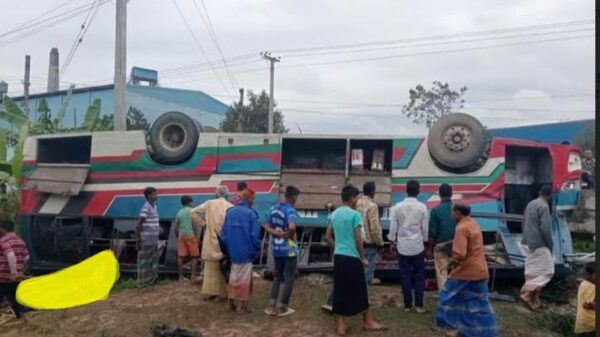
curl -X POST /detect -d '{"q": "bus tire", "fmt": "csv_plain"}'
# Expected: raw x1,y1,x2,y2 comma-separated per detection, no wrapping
148,111,200,164
427,113,487,170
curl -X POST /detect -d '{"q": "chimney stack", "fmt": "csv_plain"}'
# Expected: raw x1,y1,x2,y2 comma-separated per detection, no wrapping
47,48,59,92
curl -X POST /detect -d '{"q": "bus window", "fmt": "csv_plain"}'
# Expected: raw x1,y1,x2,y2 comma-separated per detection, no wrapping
281,138,346,209
504,146,552,233
281,138,346,172
37,136,92,164
349,139,393,174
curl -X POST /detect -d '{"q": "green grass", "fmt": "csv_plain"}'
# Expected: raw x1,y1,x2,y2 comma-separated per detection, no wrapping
572,233,595,253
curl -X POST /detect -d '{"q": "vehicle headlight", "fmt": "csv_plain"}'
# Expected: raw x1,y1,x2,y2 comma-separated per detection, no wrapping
568,152,582,172
561,180,580,191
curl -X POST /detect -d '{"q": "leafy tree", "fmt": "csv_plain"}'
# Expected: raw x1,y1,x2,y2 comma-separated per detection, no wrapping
81,99,103,131
126,106,150,132
402,81,467,128
220,90,287,133
574,121,595,154
31,99,53,135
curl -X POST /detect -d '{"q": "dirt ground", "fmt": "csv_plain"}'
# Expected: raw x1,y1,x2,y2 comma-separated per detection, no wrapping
0,274,572,337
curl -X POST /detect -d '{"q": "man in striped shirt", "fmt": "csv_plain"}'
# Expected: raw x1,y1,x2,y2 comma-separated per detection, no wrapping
0,220,30,318
136,187,161,287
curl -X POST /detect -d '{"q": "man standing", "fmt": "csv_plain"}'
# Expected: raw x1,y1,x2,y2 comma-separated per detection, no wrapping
520,184,555,311
435,203,499,337
428,183,456,291
192,186,233,301
388,180,428,314
231,181,248,206
174,195,199,283
264,186,300,317
356,181,384,286
582,149,595,189
0,221,29,319
136,187,160,287
220,188,262,313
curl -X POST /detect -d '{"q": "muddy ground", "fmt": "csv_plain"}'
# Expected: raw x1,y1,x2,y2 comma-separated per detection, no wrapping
0,274,575,337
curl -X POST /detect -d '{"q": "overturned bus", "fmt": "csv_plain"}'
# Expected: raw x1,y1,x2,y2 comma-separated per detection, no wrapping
19,112,582,280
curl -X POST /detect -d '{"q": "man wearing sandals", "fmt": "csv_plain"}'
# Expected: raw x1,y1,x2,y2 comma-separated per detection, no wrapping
264,186,300,317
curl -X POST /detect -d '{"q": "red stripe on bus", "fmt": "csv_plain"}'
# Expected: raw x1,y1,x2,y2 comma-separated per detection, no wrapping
392,184,486,192
90,149,145,163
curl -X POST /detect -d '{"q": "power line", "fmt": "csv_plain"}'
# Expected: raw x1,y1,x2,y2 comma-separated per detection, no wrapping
0,0,110,48
271,19,594,55
0,0,78,38
278,27,593,59
192,0,240,90
61,0,101,78
170,0,237,101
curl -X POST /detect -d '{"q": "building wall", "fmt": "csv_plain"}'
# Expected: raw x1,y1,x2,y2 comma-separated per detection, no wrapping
489,119,593,145
10,84,229,129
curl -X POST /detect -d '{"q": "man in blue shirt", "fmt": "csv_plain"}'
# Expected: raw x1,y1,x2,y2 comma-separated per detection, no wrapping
220,188,262,313
264,186,300,317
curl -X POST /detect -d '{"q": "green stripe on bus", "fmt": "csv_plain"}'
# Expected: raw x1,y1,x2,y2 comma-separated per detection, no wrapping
392,163,504,184
217,143,281,155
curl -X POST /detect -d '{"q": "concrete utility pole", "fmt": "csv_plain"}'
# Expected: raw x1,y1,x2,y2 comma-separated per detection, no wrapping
47,48,59,92
113,0,127,131
260,52,280,134
23,55,31,117
237,88,244,132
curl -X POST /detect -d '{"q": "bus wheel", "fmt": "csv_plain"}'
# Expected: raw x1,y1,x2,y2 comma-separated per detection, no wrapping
148,111,200,164
427,113,488,171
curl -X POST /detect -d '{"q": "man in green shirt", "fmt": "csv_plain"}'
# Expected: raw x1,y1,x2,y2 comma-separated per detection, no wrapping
174,195,199,283
427,184,456,291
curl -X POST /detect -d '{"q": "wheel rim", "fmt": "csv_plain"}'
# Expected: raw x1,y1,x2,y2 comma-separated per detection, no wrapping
160,124,186,150
442,125,472,153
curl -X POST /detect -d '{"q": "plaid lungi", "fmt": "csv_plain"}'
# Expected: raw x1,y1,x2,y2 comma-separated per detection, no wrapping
137,244,160,287
227,263,253,301
436,278,500,337
202,260,227,296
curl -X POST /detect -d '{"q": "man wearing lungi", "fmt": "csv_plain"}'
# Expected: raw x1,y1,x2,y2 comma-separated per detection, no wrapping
520,184,555,311
435,203,499,337
136,187,161,287
220,188,262,313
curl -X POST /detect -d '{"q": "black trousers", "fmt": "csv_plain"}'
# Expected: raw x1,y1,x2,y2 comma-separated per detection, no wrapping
0,282,28,318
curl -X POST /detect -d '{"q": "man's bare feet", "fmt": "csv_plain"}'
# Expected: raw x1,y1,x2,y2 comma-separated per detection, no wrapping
335,318,348,336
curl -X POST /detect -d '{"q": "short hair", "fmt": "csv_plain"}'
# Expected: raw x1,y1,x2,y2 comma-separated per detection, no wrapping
439,183,452,199
585,262,595,275
0,220,14,232
341,184,360,202
452,203,471,216
285,185,300,199
236,181,248,192
363,181,376,196
561,141,570,145
539,184,553,197
180,195,193,206
144,187,157,199
406,180,420,197
216,185,229,198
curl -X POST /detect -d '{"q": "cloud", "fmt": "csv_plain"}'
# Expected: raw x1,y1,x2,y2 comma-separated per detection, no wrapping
0,0,593,134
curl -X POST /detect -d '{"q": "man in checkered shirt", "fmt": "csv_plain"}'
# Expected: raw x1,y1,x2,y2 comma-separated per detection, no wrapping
0,220,29,318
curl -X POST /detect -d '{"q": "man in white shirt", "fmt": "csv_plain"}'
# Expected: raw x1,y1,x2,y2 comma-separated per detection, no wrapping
387,179,428,314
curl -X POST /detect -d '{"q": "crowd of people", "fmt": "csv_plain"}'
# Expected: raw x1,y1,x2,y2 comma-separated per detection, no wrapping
0,176,594,337
131,178,596,337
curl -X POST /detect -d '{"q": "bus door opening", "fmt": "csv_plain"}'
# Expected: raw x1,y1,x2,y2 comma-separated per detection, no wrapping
504,146,553,233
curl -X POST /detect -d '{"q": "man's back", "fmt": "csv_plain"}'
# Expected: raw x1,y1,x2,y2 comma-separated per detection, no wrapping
356,195,383,245
450,217,488,281
220,202,261,263
0,233,28,282
389,197,428,256
522,197,553,251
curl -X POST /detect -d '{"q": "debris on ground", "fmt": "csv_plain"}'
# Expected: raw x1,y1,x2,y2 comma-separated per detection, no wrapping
368,292,400,309
304,273,332,287
151,324,201,337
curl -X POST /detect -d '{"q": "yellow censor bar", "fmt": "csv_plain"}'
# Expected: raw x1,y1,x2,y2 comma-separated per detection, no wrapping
16,250,119,309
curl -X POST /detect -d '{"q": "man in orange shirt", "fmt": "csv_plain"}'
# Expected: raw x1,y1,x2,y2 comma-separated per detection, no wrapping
435,203,499,337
